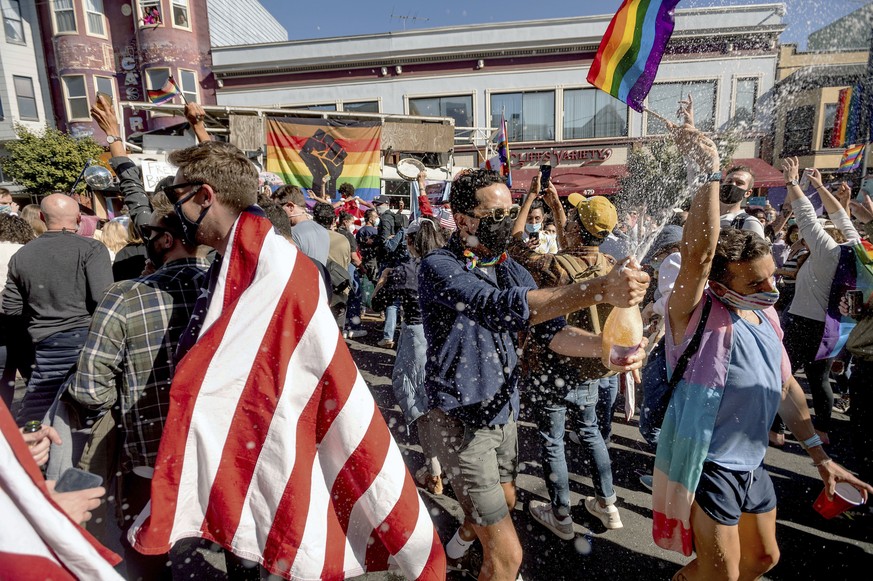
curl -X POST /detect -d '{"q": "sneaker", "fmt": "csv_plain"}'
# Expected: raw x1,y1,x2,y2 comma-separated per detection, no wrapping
583,497,623,530
529,500,574,540
639,474,653,492
834,396,850,413
377,338,395,349
346,329,368,339
341,330,349,339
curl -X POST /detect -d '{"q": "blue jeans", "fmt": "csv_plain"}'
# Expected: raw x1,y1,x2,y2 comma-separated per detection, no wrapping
382,303,398,341
594,375,619,444
17,328,87,425
535,378,617,517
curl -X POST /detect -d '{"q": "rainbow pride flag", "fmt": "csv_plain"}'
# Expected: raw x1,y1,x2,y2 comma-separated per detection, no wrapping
818,240,873,360
147,77,181,104
587,0,682,112
266,117,382,201
481,113,512,187
839,144,865,172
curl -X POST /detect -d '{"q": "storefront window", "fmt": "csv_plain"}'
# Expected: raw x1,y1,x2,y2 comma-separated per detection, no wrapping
563,88,628,139
491,91,555,142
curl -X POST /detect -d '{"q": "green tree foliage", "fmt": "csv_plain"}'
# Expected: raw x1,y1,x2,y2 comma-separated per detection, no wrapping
2,124,104,198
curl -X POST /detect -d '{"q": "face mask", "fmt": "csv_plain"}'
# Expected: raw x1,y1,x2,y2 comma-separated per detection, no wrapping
525,222,542,234
719,183,748,205
374,218,381,228
711,281,779,311
471,216,513,257
145,234,169,269
174,194,209,247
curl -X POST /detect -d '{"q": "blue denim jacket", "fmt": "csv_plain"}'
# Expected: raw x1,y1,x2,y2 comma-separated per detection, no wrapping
419,235,564,427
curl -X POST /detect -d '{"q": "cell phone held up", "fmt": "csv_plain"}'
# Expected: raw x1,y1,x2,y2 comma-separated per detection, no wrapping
845,289,864,318
54,467,103,493
528,230,539,242
538,164,552,196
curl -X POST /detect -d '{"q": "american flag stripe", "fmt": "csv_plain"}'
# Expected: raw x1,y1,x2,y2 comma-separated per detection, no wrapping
131,213,445,580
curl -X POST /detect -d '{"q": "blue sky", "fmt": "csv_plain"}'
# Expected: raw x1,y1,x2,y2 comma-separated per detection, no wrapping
260,0,868,48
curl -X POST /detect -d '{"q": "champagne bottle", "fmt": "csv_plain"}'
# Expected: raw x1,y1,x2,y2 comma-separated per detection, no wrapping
601,306,644,367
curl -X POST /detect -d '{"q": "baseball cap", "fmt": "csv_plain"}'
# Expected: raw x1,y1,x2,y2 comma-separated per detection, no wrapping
567,193,618,239
373,195,390,206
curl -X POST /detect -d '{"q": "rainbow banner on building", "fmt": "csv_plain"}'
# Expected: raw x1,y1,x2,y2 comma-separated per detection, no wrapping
839,144,865,172
147,77,181,104
481,113,512,187
831,85,863,148
587,0,682,112
266,117,382,201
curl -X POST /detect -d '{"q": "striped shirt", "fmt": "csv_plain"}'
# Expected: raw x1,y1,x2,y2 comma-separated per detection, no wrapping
68,258,208,470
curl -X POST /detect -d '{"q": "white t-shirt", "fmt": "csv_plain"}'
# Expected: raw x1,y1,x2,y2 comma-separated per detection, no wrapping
720,212,765,239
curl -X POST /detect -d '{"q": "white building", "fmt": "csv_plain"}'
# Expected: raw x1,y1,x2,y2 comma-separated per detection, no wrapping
207,0,287,47
210,3,788,195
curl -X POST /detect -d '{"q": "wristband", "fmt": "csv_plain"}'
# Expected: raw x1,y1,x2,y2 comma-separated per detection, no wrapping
801,434,824,450
812,458,832,468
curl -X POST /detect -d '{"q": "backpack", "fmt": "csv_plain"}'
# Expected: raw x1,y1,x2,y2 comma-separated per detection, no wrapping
520,251,616,383
639,295,712,447
327,259,351,296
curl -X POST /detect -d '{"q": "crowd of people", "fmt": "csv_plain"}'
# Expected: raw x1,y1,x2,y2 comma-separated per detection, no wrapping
2,94,873,581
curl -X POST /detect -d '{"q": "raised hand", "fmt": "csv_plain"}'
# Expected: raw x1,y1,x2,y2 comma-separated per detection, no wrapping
849,193,873,223
781,156,800,186
300,130,347,198
184,102,207,126
677,93,695,128
89,94,120,136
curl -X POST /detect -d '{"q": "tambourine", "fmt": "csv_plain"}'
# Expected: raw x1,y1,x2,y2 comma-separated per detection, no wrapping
396,158,426,181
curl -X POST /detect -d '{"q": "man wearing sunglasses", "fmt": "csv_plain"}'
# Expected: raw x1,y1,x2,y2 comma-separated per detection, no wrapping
418,169,650,580
67,202,207,578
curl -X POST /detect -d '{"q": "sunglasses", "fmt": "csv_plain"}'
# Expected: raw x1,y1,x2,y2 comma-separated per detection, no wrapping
161,182,203,203
465,205,521,223
140,224,175,241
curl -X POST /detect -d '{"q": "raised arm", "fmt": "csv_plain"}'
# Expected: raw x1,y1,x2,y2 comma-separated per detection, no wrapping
541,180,566,243
512,178,539,239
783,158,843,257
184,102,211,143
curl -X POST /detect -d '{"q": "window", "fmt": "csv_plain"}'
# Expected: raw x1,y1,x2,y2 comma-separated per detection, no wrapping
344,101,379,113
563,88,628,139
491,91,555,142
172,0,190,28
646,80,717,134
62,75,89,120
409,95,473,128
13,76,37,120
52,0,76,34
783,105,816,155
84,0,105,36
139,0,162,27
734,78,758,123
94,75,117,103
2,0,25,44
178,69,198,103
145,68,170,93
822,103,838,148
303,104,337,111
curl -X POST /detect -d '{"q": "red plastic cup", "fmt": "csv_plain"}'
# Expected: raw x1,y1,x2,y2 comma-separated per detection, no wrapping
813,482,865,519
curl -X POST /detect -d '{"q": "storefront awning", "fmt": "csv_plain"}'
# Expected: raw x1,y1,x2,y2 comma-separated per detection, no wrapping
731,158,785,189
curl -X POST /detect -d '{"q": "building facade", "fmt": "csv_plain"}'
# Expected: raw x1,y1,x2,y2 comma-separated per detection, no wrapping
207,0,285,48
211,3,787,196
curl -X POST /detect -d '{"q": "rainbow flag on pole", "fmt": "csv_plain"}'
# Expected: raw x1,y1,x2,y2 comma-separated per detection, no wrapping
266,117,382,201
839,144,865,172
587,0,682,112
481,113,512,187
146,77,181,104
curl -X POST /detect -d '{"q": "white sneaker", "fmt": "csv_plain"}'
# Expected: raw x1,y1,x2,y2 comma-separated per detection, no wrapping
529,500,574,540
346,329,367,338
583,497,623,529
377,338,395,349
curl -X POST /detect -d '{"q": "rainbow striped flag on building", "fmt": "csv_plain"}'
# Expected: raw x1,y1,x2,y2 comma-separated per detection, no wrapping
266,117,382,201
839,144,865,172
481,113,512,187
830,85,864,148
587,0,682,112
146,77,181,104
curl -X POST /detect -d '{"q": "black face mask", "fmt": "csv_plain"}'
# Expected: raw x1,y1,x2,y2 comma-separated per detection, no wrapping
174,199,209,246
145,234,168,269
473,216,513,257
719,183,748,205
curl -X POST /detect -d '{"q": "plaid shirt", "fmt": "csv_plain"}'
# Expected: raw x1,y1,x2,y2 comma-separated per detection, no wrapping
68,258,208,470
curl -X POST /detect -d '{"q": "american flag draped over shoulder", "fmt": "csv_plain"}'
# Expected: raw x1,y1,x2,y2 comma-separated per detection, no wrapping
129,213,445,580
0,402,123,580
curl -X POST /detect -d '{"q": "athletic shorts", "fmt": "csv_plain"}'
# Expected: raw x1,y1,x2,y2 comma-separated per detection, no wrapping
432,409,518,526
695,462,777,526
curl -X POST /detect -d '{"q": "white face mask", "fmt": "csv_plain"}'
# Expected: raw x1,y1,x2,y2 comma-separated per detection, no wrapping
374,218,380,228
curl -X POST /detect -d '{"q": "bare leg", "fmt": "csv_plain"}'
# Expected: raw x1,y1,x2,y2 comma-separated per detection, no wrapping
472,514,522,581
672,502,741,581
737,509,779,581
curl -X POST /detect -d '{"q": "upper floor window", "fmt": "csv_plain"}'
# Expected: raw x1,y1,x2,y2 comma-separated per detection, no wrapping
647,80,717,134
783,105,816,155
344,101,379,113
178,69,198,103
733,78,758,123
563,88,628,139
139,0,162,27
409,95,473,128
822,103,839,149
491,91,555,142
85,0,105,37
145,68,171,93
172,0,190,28
52,0,76,34
13,75,37,120
2,0,25,44
303,104,337,111
62,75,89,121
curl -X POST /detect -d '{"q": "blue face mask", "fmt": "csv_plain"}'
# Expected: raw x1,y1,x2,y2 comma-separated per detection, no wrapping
525,222,542,234
711,281,779,311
